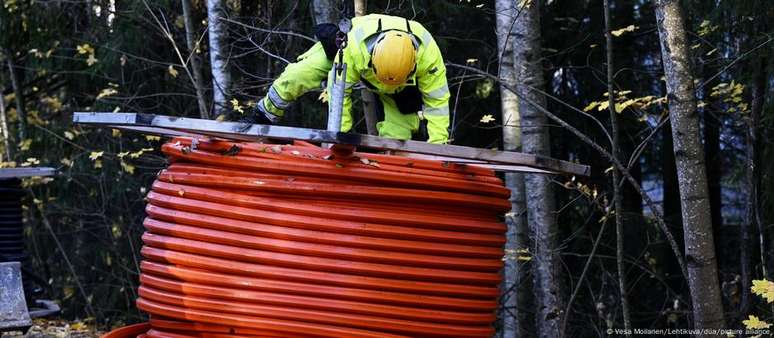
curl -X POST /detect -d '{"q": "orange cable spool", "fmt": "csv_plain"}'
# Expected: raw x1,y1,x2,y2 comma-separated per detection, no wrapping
104,137,510,338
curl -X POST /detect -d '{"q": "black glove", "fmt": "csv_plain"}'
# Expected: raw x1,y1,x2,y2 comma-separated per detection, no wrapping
314,23,340,60
236,102,280,132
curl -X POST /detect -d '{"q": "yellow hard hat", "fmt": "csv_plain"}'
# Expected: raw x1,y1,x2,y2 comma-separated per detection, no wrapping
371,31,417,86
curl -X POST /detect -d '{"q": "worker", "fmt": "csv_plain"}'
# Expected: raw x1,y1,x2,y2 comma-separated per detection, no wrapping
250,14,450,144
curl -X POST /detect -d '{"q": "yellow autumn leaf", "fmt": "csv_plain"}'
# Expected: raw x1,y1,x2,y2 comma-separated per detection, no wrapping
615,99,636,112
145,135,161,141
64,131,75,140
743,315,771,329
174,16,185,29
88,151,104,161
18,139,32,151
60,158,73,167
466,58,479,64
583,101,600,112
21,158,40,167
231,98,244,114
318,89,329,103
120,161,136,174
479,114,495,123
86,53,98,66
96,88,118,100
117,151,129,158
112,129,121,137
611,25,638,37
70,322,88,331
76,43,94,55
751,279,774,303
168,65,179,78
93,159,102,169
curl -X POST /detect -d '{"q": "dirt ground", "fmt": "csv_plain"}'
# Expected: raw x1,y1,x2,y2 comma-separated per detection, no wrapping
1,319,102,338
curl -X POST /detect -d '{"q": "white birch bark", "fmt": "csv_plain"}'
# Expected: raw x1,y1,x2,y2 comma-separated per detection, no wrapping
312,0,338,25
206,0,231,117
511,1,562,337
4,53,26,142
495,0,527,337
654,0,725,332
354,0,366,16
0,82,10,161
182,0,210,119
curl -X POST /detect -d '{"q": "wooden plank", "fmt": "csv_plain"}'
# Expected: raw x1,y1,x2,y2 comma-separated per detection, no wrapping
73,112,591,176
0,168,56,178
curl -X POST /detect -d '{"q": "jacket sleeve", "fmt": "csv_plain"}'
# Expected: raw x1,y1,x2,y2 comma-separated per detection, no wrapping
416,39,450,144
326,46,361,132
260,42,332,117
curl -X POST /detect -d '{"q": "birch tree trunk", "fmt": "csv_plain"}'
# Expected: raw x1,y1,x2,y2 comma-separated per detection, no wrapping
0,82,10,161
182,0,210,119
654,0,725,332
311,0,338,25
512,1,562,337
206,0,230,118
495,1,528,336
4,52,26,141
354,0,366,17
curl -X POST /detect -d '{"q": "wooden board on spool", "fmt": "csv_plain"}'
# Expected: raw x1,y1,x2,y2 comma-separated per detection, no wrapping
73,112,590,176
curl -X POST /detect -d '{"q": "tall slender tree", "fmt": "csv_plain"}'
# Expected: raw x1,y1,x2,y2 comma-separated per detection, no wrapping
0,80,9,161
206,0,231,117
182,0,209,119
602,0,631,332
4,52,26,141
495,1,529,336
654,0,725,332
512,1,562,336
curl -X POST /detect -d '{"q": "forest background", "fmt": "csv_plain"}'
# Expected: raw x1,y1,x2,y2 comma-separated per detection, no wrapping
0,0,772,337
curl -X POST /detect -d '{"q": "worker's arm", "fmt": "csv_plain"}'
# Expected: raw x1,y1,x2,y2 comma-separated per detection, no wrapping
258,42,333,119
417,39,450,144
326,45,361,132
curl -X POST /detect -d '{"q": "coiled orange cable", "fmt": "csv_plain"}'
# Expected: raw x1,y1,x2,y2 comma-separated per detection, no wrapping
103,137,510,338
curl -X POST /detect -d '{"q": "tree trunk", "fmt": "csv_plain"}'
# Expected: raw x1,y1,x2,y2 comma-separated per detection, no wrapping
661,123,686,293
354,0,366,16
654,0,725,332
4,53,26,141
602,0,632,332
495,1,529,337
0,81,10,161
311,0,338,25
512,1,562,337
182,0,210,119
206,0,231,118
744,51,767,310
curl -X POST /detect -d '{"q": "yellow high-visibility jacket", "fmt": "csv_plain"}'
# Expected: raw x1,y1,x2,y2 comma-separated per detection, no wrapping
260,14,450,144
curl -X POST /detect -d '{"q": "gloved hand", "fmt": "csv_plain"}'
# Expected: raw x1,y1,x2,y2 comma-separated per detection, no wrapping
238,101,279,124
235,100,280,132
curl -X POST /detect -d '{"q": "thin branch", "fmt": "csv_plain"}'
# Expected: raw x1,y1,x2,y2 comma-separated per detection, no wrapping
447,62,689,282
